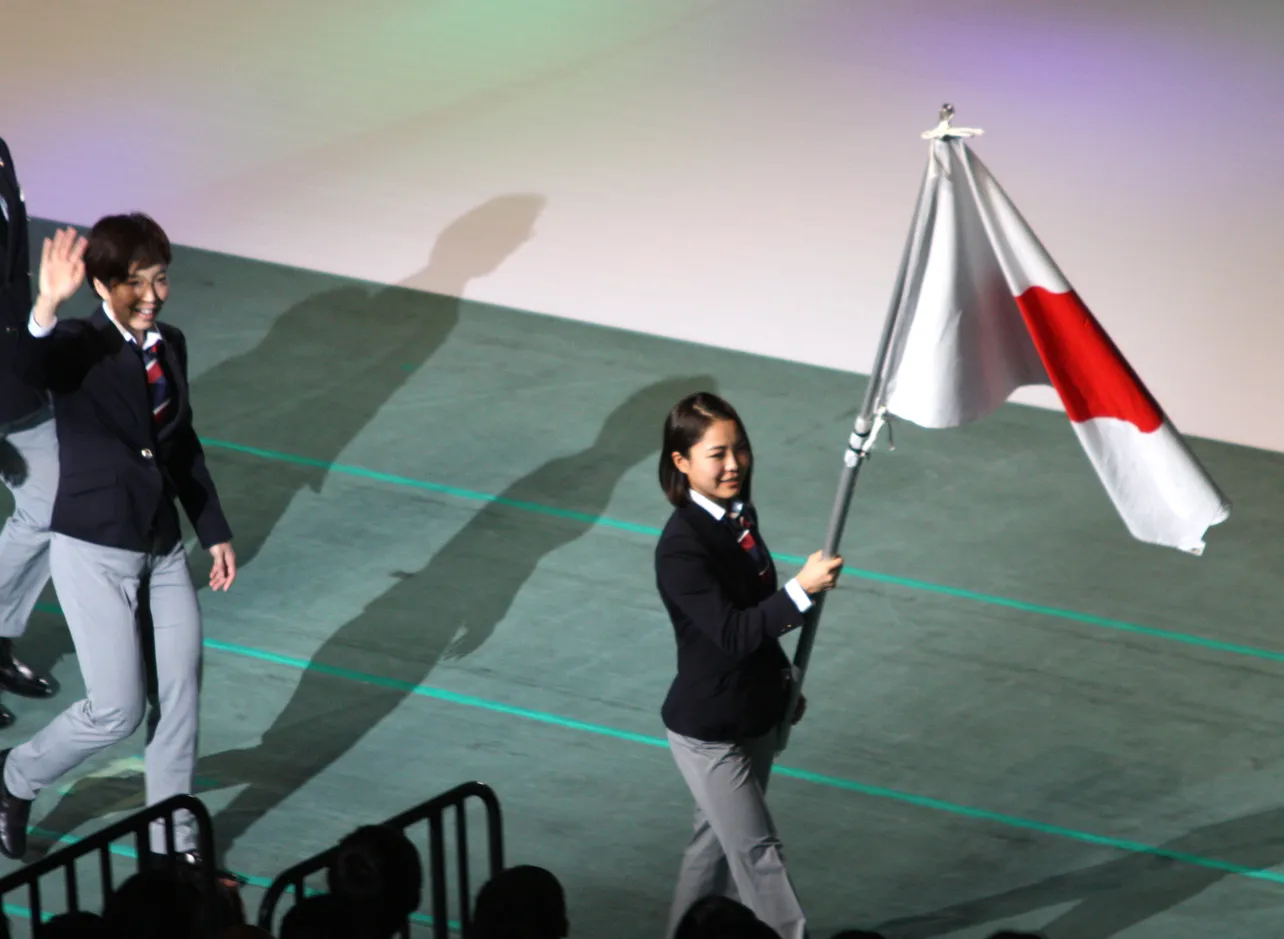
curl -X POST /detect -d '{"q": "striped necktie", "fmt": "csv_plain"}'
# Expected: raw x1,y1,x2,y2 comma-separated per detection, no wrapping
143,341,170,426
726,503,771,582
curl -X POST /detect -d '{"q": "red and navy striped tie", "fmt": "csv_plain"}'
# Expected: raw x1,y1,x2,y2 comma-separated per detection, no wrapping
143,343,170,426
727,504,771,582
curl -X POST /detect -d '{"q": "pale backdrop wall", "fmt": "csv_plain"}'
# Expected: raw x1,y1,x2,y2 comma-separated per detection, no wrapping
3,0,1280,450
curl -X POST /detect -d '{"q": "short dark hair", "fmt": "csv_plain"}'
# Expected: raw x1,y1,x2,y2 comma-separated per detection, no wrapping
279,894,355,939
101,869,203,939
39,911,110,939
83,213,172,288
326,824,422,935
674,896,762,939
471,865,568,939
658,392,753,508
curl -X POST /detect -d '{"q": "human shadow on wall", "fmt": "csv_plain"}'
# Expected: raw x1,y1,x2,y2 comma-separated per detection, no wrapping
21,193,544,857
191,192,546,571
191,373,715,852
870,803,1284,939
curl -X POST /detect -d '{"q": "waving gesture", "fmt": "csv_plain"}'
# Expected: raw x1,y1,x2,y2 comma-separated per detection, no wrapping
35,227,88,315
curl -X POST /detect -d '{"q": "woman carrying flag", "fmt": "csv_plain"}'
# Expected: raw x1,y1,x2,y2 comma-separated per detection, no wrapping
655,391,843,939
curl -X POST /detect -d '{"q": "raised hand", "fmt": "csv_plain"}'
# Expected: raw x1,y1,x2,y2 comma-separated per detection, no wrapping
38,227,88,305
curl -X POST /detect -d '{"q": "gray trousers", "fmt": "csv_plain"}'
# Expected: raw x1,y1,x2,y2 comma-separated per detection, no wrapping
2,533,204,851
666,729,806,939
0,414,57,639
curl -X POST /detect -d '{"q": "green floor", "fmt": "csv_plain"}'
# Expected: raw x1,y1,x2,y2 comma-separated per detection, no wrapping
2,208,1284,938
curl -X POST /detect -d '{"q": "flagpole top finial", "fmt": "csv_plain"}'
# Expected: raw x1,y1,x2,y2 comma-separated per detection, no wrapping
922,103,983,139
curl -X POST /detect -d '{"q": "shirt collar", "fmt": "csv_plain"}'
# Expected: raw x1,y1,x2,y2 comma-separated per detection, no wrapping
689,489,745,522
101,301,162,351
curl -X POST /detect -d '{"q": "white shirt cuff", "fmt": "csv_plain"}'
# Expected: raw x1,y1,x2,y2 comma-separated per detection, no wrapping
28,310,56,337
785,577,812,613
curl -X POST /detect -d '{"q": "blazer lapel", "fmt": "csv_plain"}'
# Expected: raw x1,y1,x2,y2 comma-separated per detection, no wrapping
680,501,767,593
87,307,153,446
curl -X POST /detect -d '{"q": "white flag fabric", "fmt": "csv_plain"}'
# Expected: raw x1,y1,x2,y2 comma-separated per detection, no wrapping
881,138,1230,554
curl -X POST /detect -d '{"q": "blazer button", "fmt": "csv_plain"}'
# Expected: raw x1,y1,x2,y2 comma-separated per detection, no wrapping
141,448,154,459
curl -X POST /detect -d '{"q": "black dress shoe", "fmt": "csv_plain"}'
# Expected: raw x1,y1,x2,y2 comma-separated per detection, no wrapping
0,639,56,698
0,750,32,860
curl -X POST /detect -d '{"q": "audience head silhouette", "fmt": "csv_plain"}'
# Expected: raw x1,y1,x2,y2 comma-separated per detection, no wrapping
101,869,203,939
40,911,109,938
325,824,422,938
279,893,357,939
673,896,779,939
471,865,568,939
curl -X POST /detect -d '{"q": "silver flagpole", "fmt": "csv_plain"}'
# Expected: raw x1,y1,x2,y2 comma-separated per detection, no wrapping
776,106,954,751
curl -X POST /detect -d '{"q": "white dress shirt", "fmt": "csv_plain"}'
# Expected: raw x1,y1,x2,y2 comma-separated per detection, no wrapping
30,300,162,352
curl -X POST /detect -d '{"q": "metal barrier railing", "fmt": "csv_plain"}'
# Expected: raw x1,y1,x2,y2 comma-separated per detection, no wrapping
258,781,504,938
0,794,217,935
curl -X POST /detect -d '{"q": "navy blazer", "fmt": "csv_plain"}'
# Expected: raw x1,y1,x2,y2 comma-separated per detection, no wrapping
15,305,231,553
656,499,804,742
0,136,47,427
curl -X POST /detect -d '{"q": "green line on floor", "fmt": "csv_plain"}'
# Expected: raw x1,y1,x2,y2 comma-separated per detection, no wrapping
202,638,669,749
202,438,660,535
198,636,1284,887
28,602,1284,888
19,605,1283,889
198,437,1283,666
